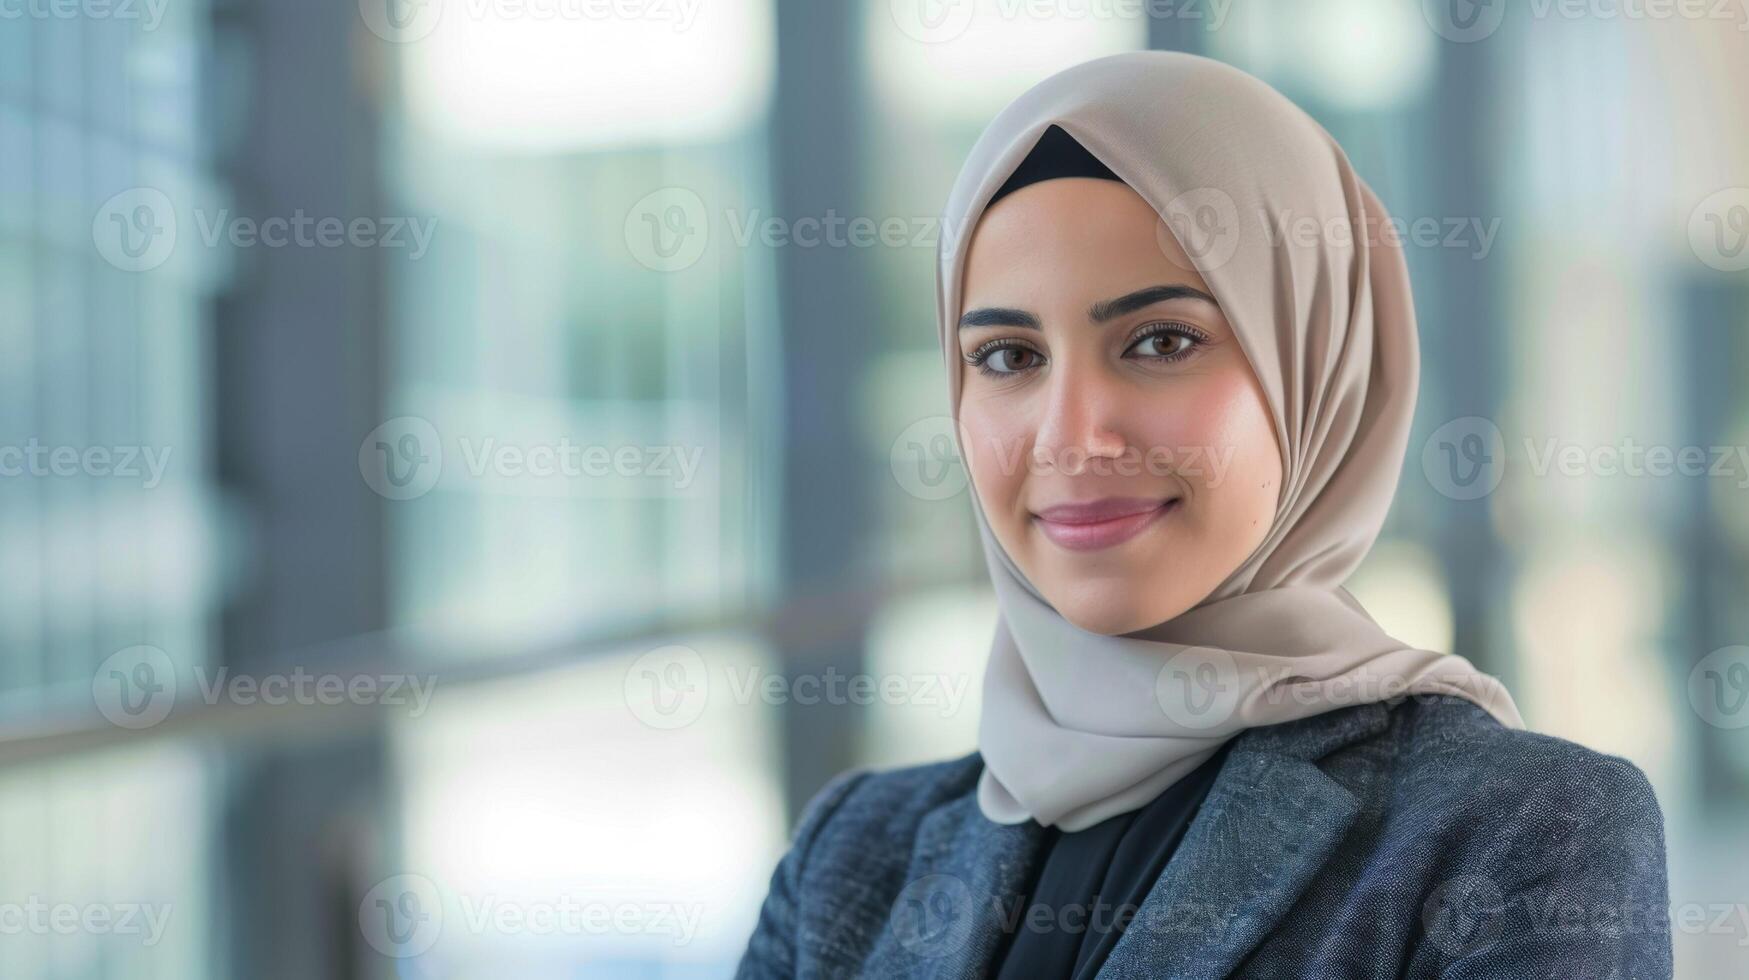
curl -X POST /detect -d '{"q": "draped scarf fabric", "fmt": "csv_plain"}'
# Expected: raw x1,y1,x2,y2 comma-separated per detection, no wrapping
935,52,1524,832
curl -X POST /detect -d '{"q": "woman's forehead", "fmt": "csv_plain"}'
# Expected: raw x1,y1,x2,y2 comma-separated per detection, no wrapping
962,180,1219,307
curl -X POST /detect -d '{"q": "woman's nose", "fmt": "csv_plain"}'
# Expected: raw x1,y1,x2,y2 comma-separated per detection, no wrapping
1031,359,1129,473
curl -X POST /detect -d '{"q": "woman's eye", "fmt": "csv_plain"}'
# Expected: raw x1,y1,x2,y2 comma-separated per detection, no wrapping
1131,333,1187,357
1126,324,1206,361
968,344,1044,376
965,324,1204,378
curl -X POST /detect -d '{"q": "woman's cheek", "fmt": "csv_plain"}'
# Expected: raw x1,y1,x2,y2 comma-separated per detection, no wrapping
1174,374,1271,479
1172,371,1282,532
1130,386,1226,487
959,399,1030,523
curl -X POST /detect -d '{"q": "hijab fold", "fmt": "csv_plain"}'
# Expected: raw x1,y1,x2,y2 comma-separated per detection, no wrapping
936,52,1523,832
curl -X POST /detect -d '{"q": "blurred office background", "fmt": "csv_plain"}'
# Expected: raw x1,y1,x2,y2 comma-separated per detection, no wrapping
2,0,1748,976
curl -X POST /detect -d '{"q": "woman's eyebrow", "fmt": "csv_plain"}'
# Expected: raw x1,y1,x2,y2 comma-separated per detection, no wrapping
958,307,1041,330
1088,283,1218,322
959,283,1218,331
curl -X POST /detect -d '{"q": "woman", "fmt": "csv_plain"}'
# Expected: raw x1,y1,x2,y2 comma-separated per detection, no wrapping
736,52,1671,979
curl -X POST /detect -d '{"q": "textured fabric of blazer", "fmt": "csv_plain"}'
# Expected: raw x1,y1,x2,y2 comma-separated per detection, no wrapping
735,694,1672,979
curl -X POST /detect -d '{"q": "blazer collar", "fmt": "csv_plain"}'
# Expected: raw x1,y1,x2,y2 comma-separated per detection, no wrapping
863,701,1392,978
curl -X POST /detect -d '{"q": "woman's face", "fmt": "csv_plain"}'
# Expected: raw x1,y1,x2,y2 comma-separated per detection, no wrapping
957,177,1284,635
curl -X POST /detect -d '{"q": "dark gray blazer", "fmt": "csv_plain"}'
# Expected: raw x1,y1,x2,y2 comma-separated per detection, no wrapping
735,694,1672,979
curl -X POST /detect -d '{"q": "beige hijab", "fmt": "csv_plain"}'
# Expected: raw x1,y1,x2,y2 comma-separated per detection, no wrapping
937,52,1523,832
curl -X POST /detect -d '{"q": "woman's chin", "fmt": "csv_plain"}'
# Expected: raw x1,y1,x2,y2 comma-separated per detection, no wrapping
1015,536,1218,635
1051,592,1191,637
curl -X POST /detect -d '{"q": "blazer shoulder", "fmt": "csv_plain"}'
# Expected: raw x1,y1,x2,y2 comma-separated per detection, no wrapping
1387,694,1665,842
789,751,985,857
1373,699,1672,975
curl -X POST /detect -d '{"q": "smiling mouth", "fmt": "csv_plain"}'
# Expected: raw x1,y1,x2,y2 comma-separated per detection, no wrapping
1030,497,1180,552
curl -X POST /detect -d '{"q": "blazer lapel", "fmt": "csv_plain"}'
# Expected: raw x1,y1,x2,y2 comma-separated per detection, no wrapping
1096,705,1389,979
862,792,1048,979
861,703,1389,979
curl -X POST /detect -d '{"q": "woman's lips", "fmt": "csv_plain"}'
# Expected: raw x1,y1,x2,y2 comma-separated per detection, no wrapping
1031,496,1179,552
